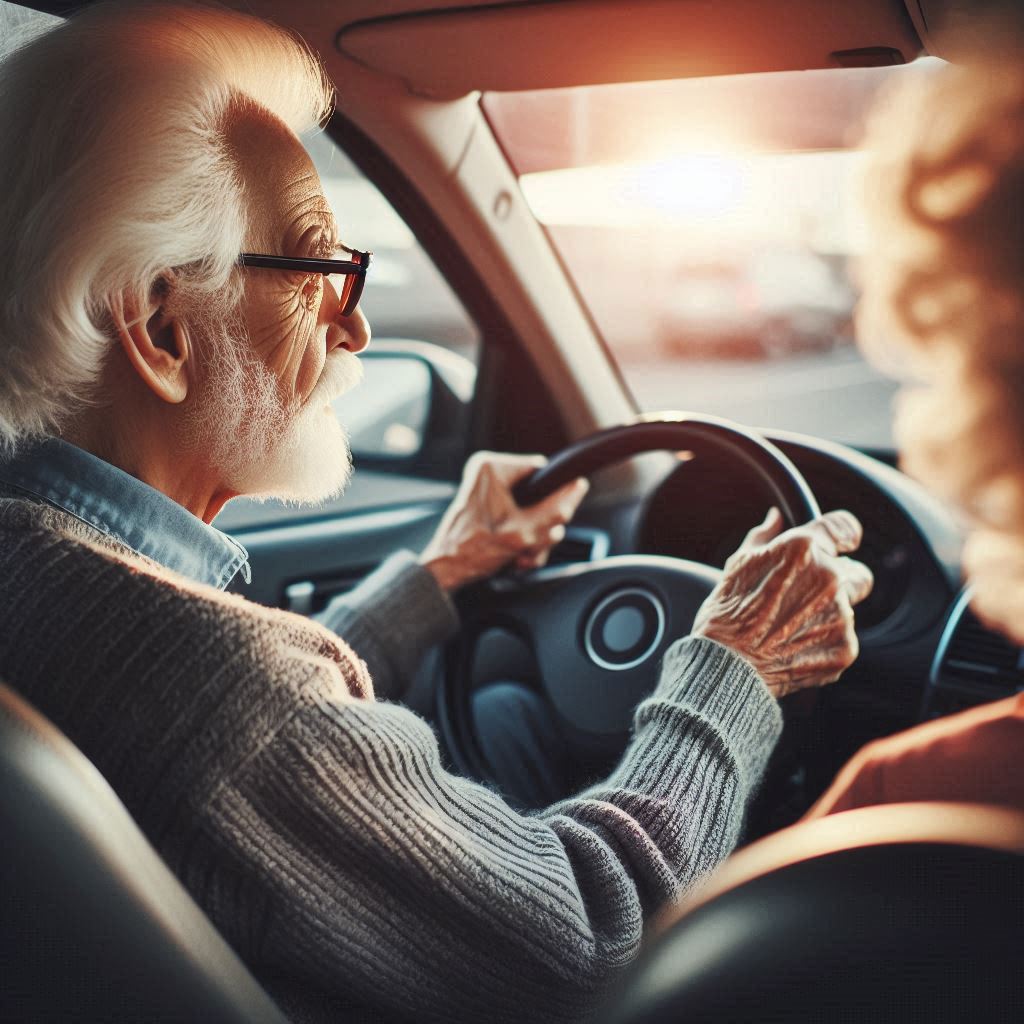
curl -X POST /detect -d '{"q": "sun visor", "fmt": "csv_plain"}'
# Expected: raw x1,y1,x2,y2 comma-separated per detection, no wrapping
336,0,923,99
903,0,1018,61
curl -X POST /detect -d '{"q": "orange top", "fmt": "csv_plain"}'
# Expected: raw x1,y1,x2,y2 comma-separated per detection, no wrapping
807,692,1024,818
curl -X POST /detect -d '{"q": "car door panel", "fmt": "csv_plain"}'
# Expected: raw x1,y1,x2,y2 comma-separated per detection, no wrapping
221,471,455,611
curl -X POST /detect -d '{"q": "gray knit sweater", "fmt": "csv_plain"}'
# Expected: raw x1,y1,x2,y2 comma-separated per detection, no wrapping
0,496,782,1023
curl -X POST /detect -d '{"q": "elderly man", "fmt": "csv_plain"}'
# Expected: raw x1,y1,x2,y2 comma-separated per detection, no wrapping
0,4,871,1022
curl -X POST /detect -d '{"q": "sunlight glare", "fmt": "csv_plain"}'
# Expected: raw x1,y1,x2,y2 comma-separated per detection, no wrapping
521,149,868,252
636,155,745,219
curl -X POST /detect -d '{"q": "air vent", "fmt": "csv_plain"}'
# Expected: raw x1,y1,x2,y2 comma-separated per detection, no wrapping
945,612,1020,676
931,590,1024,700
546,527,610,566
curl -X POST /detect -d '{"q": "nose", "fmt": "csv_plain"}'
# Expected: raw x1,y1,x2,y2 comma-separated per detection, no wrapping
322,276,371,354
333,305,371,354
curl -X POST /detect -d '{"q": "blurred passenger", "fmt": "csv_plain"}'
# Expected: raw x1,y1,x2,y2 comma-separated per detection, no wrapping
810,27,1024,818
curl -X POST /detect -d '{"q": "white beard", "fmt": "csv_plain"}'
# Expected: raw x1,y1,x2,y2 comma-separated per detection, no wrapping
185,319,363,505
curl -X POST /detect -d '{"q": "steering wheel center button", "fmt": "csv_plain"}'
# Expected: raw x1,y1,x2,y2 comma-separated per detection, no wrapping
603,606,646,652
584,588,667,671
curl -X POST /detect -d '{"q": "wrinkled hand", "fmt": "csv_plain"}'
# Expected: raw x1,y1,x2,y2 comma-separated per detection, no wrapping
693,507,874,698
420,451,589,593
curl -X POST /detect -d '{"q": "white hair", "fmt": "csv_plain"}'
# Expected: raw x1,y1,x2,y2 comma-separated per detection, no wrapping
0,1,334,454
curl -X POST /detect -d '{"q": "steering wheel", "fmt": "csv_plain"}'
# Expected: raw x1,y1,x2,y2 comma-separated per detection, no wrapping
437,413,820,792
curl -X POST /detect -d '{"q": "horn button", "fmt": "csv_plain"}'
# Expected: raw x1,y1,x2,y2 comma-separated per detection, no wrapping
584,588,666,671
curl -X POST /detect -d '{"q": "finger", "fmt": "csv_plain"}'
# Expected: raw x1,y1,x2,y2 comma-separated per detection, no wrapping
522,477,589,522
837,557,874,606
479,454,550,518
963,528,1024,579
516,551,548,571
533,523,568,562
788,617,851,649
468,451,547,487
805,509,864,557
495,453,549,486
517,523,568,568
472,455,549,520
494,526,535,554
788,637,860,690
969,588,1024,645
546,522,567,549
499,516,566,555
740,507,783,550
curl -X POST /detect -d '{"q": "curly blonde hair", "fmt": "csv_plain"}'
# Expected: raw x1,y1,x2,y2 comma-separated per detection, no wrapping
859,45,1024,639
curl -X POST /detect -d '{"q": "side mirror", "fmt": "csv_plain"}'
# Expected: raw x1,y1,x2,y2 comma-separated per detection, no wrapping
336,339,476,478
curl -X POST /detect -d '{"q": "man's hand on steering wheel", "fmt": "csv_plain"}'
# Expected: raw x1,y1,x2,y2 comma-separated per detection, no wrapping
420,451,589,593
693,507,874,699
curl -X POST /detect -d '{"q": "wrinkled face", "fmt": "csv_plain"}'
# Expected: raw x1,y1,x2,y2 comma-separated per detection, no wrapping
227,104,370,408
189,104,370,503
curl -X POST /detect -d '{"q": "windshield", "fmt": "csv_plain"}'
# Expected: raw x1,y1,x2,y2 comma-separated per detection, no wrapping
484,60,944,451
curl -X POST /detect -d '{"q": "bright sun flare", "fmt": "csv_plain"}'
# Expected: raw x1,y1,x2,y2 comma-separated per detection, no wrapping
520,150,868,253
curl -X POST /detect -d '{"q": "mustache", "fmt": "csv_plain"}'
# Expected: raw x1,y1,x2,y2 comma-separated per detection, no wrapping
312,350,364,403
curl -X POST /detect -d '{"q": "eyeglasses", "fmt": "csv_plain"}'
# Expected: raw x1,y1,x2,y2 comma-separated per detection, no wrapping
237,245,372,317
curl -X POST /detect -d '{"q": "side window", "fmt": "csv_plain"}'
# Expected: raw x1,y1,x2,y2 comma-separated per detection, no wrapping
216,132,481,532
308,132,478,364
310,132,479,473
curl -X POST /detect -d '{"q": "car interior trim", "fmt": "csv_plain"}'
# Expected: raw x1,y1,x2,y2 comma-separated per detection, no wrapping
677,800,1024,919
336,0,924,99
231,502,444,553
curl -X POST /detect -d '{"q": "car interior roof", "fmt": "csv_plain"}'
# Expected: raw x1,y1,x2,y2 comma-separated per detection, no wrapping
15,1,993,96
336,0,924,99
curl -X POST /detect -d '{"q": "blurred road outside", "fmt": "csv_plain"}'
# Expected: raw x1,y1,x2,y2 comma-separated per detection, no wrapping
619,346,897,450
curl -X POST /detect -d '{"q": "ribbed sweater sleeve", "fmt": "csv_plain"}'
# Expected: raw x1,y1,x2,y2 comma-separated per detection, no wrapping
0,502,782,1024
315,551,458,701
207,636,781,1024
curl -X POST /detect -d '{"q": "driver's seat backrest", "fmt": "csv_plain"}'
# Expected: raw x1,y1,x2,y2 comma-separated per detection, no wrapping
601,802,1024,1023
0,680,288,1023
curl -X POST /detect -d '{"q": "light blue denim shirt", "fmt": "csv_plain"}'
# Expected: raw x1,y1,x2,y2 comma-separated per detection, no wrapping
0,437,250,589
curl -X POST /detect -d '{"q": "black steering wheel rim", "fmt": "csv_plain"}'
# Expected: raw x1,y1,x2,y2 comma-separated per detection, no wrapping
513,412,819,523
439,414,821,796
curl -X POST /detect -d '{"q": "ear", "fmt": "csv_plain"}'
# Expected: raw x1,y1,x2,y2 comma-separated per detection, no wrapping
109,286,192,405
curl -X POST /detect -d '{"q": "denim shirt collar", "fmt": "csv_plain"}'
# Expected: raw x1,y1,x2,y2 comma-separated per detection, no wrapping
0,438,250,590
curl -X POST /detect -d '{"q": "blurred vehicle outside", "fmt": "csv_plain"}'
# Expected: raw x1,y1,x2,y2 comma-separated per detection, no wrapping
293,62,956,451
658,245,855,359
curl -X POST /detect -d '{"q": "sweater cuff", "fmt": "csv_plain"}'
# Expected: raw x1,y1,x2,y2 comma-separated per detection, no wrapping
647,635,782,791
357,549,459,639
317,551,459,699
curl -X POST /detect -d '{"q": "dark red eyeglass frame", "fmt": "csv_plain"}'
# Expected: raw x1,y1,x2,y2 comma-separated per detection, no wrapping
237,247,372,317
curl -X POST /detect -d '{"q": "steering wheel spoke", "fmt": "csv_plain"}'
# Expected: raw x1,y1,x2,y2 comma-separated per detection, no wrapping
460,557,721,747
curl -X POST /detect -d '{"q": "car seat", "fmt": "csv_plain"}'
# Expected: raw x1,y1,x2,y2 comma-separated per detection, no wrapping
0,680,288,1023
601,801,1024,1023
7,674,1024,1024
